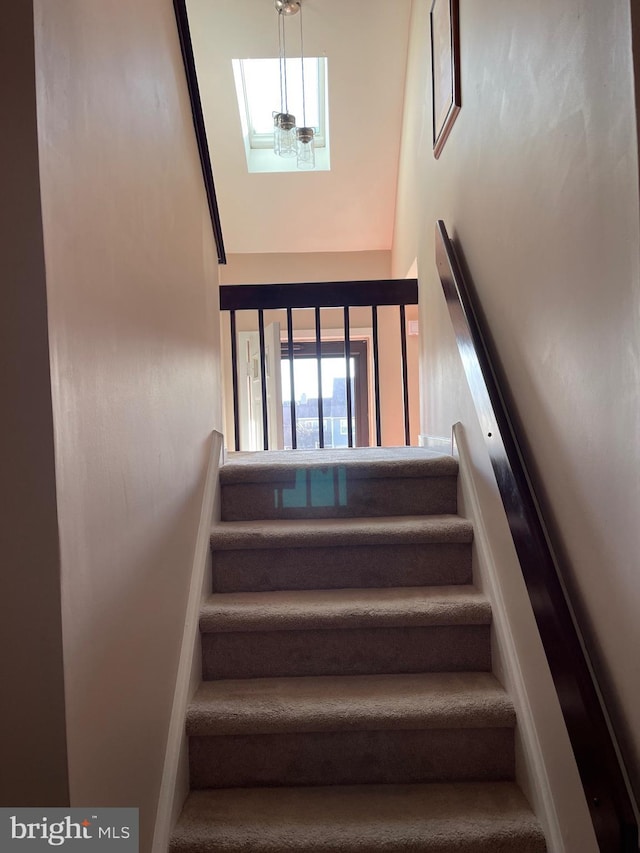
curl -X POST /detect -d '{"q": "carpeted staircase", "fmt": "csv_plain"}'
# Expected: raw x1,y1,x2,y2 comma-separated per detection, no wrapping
170,447,546,852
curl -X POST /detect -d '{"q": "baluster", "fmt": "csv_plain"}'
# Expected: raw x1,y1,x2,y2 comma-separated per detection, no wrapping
258,309,269,450
372,305,382,446
230,310,240,451
343,306,353,447
399,304,410,446
286,308,297,450
315,307,324,448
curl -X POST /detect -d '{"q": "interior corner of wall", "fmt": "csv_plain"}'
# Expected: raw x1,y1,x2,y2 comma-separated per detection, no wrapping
405,257,418,279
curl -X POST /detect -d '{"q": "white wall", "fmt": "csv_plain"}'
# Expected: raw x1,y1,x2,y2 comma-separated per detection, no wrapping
0,2,69,808
34,1,223,849
220,250,392,285
186,0,412,255
394,0,640,809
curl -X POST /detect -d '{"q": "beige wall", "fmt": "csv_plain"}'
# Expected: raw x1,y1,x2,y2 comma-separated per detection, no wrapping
220,251,420,447
220,251,392,285
0,2,69,808
394,0,640,807
34,1,223,849
186,0,411,255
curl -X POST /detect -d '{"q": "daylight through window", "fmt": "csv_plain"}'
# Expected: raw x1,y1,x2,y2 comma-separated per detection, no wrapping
232,57,330,173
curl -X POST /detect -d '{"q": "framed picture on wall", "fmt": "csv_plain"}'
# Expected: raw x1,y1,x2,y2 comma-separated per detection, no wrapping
430,0,461,158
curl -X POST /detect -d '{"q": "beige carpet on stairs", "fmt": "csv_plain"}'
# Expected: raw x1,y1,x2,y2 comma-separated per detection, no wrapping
170,447,547,853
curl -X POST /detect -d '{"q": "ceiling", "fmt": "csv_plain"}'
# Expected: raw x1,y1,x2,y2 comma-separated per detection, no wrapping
186,0,412,255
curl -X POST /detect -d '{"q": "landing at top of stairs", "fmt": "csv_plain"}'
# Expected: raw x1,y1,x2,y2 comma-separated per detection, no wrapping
219,447,459,521
221,446,457,483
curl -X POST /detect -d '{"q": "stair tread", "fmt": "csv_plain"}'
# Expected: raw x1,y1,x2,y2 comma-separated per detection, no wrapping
220,447,458,484
170,781,546,853
211,514,473,550
186,671,514,736
200,585,491,633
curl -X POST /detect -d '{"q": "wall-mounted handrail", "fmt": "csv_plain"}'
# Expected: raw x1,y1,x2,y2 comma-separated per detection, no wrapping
220,279,418,451
435,220,637,852
173,0,226,265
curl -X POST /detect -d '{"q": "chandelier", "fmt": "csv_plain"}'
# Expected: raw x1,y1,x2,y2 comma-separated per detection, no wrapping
273,0,315,169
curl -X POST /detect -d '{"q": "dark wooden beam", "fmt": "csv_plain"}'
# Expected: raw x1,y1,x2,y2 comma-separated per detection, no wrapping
220,280,418,311
173,0,226,265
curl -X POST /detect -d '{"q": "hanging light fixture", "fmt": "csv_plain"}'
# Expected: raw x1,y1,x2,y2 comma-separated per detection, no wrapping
273,0,298,158
295,0,315,169
273,0,315,170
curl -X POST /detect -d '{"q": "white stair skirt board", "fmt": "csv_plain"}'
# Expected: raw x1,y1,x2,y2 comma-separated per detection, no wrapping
419,433,453,454
452,421,598,853
152,431,224,853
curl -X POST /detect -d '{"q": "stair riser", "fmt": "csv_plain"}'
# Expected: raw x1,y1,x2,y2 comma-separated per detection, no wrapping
221,476,457,521
201,625,490,679
170,835,544,853
189,727,514,789
211,543,472,592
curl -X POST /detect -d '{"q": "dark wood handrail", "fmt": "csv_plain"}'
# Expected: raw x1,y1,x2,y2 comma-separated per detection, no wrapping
435,220,637,852
173,0,226,265
220,279,418,311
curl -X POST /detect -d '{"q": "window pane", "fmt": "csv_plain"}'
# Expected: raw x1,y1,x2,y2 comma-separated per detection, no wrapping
282,356,355,450
242,58,321,137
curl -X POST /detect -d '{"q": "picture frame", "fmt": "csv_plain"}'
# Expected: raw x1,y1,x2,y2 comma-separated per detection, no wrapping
430,0,461,158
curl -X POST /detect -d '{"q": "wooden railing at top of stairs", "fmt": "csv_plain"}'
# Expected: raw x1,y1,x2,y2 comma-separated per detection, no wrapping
435,219,637,853
220,279,418,452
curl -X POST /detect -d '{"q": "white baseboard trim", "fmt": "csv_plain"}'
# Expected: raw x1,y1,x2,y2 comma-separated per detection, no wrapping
453,423,561,851
418,433,452,453
152,430,224,853
452,421,598,853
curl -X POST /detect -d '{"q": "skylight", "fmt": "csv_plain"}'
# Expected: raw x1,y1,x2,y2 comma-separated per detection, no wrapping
232,57,330,173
